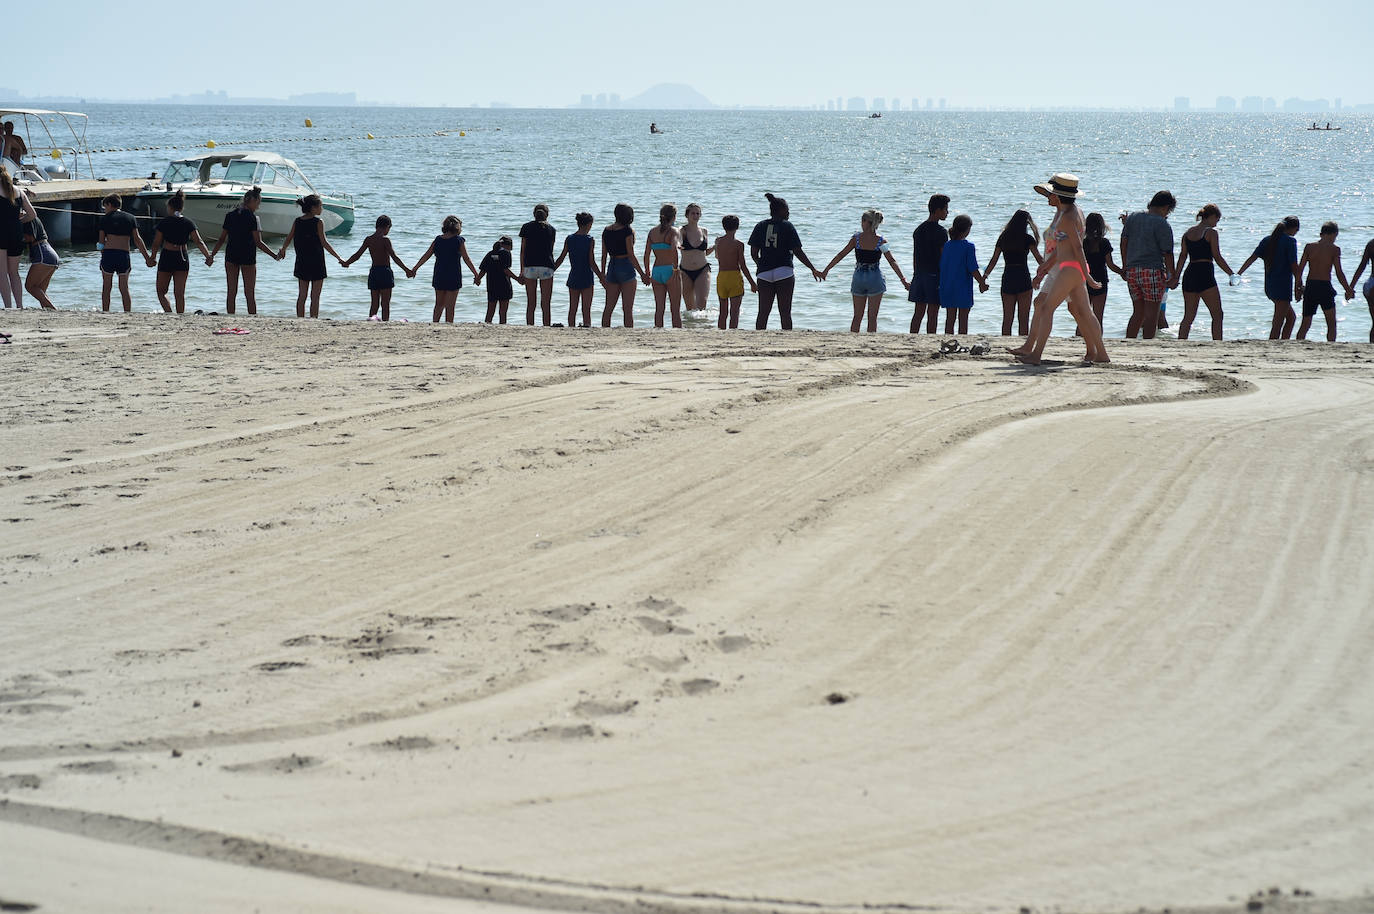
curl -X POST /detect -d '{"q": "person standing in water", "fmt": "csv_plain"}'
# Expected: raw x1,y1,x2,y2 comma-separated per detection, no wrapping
1121,191,1176,339
1172,204,1234,340
679,203,712,313
1008,173,1108,365
1295,221,1354,342
713,214,756,330
644,204,683,328
278,194,347,318
1081,213,1123,334
519,203,557,326
600,203,647,327
1237,217,1301,339
150,190,212,314
96,194,152,313
207,186,279,316
553,211,603,328
908,194,950,333
1348,235,1374,342
343,214,411,322
748,192,822,330
819,208,909,333
412,215,479,323
983,209,1043,336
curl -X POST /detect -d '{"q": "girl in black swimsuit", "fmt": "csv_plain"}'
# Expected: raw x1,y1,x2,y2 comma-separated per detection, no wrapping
150,190,211,314
983,209,1044,336
679,203,712,312
1173,203,1234,340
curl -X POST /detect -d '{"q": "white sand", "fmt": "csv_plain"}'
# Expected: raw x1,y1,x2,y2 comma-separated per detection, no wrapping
2,311,1373,913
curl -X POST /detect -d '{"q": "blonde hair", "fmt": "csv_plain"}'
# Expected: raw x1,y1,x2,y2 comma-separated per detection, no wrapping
0,163,14,203
861,209,883,231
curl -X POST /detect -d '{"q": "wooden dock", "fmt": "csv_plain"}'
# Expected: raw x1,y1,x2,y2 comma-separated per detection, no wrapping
25,178,150,204
25,178,153,244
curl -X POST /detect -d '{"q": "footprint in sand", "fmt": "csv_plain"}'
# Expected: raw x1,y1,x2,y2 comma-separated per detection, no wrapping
222,754,321,774
636,616,694,636
369,736,437,751
59,760,117,775
253,661,307,672
513,724,601,742
637,596,686,616
714,635,753,653
0,774,42,791
680,678,719,696
533,604,598,623
573,699,638,718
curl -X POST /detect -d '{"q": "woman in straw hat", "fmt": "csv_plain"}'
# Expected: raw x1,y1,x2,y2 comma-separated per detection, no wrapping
1008,173,1109,365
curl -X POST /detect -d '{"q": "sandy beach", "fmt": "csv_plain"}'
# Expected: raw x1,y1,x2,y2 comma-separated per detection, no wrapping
2,310,1372,914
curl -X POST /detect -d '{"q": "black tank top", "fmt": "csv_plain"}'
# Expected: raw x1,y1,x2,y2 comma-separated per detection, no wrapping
602,225,631,257
293,216,323,258
998,229,1033,270
1185,233,1212,262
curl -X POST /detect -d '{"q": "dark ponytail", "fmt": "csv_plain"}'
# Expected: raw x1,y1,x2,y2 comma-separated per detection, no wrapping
168,189,186,213
1263,216,1299,266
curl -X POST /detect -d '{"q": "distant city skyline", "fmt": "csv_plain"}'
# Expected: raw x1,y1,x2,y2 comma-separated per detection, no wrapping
5,0,1371,111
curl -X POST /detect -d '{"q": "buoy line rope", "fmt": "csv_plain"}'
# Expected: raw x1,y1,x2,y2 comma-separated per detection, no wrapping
85,128,493,155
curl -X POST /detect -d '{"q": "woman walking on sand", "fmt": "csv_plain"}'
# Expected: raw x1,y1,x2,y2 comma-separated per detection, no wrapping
279,194,347,318
600,203,647,327
644,204,683,328
819,208,909,332
982,209,1043,336
1008,173,1108,365
1172,204,1234,340
150,190,212,314
679,203,712,313
1237,216,1300,339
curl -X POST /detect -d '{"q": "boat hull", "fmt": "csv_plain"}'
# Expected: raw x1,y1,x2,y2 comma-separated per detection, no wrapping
136,188,353,239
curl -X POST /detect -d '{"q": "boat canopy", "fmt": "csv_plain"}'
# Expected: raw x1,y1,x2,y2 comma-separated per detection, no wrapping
0,108,95,180
162,150,317,192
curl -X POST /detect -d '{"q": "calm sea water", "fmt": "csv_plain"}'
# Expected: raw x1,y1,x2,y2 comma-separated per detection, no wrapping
23,104,1374,338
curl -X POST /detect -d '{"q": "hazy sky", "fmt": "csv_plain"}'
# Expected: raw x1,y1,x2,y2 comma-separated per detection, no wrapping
8,0,1372,108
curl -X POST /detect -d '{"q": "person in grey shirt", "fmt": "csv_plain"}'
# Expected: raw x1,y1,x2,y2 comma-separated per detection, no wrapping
1121,190,1177,339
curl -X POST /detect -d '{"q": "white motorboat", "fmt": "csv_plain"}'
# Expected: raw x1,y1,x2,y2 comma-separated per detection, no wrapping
135,150,354,239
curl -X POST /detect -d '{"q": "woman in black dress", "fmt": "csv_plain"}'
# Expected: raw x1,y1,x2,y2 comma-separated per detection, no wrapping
150,190,211,314
278,194,346,318
982,209,1043,336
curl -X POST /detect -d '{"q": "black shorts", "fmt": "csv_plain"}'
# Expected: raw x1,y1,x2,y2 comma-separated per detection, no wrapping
1303,280,1336,317
158,249,190,273
3,234,22,258
1000,265,1033,296
368,265,395,290
100,249,132,275
1182,262,1217,294
907,272,941,305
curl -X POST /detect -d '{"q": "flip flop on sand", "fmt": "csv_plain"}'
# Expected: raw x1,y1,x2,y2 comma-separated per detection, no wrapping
212,328,251,336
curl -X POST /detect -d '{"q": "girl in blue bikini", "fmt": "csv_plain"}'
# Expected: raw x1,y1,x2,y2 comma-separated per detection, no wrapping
643,204,683,328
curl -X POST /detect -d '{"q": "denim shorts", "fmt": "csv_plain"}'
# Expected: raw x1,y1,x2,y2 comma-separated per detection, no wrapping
850,264,886,296
605,257,636,284
523,266,555,281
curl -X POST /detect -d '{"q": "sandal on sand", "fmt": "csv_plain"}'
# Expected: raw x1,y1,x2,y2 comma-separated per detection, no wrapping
938,339,964,356
969,342,990,356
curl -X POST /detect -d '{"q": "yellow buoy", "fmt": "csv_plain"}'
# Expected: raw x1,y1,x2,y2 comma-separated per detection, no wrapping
206,140,217,149
459,131,466,137
366,133,374,139
304,118,313,128
49,149,62,159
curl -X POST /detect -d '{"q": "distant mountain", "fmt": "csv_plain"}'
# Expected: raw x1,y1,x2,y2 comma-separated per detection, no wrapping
622,84,716,110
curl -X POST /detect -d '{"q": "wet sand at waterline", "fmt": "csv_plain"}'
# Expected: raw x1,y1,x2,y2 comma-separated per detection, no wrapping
2,311,1373,914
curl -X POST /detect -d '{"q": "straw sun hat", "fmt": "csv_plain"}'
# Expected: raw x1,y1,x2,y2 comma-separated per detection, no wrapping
1034,173,1084,199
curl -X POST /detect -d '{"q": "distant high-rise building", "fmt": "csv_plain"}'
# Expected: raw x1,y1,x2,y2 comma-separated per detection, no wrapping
1334,97,1342,111
836,96,844,111
911,98,919,112
579,94,593,108
925,97,933,109
1174,96,1190,111
1241,96,1263,112
826,99,835,111
872,97,886,111
847,96,867,111
1215,96,1236,111
891,98,901,111
938,98,946,109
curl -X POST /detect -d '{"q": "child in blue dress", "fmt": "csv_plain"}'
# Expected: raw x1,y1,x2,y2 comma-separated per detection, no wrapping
939,214,989,335
553,212,604,327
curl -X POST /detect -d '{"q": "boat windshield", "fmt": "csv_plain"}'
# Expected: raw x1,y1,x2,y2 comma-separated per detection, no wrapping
164,161,201,184
261,164,315,192
223,160,260,184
